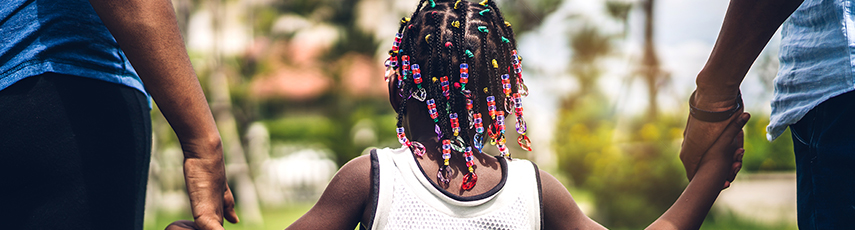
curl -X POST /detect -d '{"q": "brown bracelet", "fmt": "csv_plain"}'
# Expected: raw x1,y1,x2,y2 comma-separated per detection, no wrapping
689,91,742,122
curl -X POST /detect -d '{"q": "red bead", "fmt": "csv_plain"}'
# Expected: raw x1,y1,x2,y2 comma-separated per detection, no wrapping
461,172,478,190
445,42,452,47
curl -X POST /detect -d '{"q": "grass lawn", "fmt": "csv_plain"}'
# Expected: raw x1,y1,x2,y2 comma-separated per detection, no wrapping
144,203,314,230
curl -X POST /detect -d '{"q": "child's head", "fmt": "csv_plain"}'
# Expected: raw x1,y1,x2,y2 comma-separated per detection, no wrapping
385,0,530,188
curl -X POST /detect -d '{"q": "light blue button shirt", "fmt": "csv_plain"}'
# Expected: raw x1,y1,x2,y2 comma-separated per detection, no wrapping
769,0,855,140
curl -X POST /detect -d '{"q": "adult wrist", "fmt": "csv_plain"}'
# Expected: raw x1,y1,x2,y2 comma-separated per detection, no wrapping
689,90,742,122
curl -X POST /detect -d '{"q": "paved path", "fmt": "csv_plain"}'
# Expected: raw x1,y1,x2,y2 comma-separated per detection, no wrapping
714,172,797,225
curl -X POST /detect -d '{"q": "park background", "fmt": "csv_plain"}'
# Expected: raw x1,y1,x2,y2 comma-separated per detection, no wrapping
143,0,798,229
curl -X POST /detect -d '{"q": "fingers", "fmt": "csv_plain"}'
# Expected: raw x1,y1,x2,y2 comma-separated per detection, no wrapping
723,148,744,190
719,113,750,143
193,217,225,230
224,184,239,224
165,220,198,230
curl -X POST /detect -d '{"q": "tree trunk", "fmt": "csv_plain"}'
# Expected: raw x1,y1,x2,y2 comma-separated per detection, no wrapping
208,0,264,227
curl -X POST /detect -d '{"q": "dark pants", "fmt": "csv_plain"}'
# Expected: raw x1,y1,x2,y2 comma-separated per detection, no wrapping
0,73,151,230
790,90,855,230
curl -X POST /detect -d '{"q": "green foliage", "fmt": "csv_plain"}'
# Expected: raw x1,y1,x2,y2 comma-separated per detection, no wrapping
742,116,795,171
498,0,563,33
555,95,687,228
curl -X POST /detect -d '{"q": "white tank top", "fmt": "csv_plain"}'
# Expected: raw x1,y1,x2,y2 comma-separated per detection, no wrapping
362,146,543,230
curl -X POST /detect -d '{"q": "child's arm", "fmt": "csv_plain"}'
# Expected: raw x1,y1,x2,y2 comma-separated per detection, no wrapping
165,154,371,230
285,154,372,229
540,113,747,229
647,112,749,230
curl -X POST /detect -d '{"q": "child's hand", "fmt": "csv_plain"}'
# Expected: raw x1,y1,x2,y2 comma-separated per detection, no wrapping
699,112,749,189
165,220,199,230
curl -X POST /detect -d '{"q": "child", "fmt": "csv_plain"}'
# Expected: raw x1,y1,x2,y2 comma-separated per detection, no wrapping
168,0,748,229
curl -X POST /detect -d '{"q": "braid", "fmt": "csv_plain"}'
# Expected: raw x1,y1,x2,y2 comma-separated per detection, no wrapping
388,0,529,190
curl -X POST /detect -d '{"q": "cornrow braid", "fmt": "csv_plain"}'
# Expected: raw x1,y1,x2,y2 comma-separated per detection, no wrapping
386,0,529,191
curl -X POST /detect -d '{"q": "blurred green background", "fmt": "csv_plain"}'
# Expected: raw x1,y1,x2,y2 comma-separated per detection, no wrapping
144,0,798,229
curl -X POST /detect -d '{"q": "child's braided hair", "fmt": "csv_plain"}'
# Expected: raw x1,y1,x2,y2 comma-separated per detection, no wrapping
388,0,530,190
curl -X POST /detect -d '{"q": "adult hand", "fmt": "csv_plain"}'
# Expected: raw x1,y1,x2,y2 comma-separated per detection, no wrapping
182,139,240,230
679,89,743,185
166,220,199,230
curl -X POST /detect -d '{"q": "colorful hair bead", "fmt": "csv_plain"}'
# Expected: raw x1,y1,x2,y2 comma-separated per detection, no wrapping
392,33,402,52
389,56,398,68
517,76,528,97
479,0,489,6
465,50,474,58
450,113,460,136
496,110,505,134
461,146,477,190
396,127,410,146
402,55,410,72
442,139,452,165
501,74,512,96
427,99,439,121
479,9,490,16
497,142,510,159
459,63,469,87
440,76,450,99
473,113,484,134
478,26,489,33
517,134,532,151
513,93,524,117
487,96,497,118
412,141,427,156
464,147,475,168
412,64,422,84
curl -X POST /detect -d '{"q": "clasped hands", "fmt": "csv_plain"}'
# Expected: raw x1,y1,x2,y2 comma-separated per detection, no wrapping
681,88,747,189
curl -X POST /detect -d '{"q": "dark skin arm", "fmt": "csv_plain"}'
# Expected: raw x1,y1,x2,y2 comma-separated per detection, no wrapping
285,154,372,229
168,154,372,230
681,0,803,181
170,112,746,230
86,0,238,229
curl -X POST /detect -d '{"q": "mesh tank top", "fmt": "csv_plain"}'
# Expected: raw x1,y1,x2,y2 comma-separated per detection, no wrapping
362,146,543,230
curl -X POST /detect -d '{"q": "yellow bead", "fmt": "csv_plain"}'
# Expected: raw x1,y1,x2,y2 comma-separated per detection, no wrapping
480,0,488,6
483,87,488,93
433,77,438,82
454,0,462,9
492,59,498,68
425,34,431,43
505,21,512,27
452,21,460,28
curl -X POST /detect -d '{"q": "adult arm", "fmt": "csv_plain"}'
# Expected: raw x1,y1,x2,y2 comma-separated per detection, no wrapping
649,113,749,230
681,0,803,181
86,0,238,229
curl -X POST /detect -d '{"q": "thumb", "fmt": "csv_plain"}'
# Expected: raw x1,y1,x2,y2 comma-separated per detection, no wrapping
224,184,239,223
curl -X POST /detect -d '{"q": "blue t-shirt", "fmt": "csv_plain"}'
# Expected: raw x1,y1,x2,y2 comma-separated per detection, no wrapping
769,0,855,140
0,0,148,99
